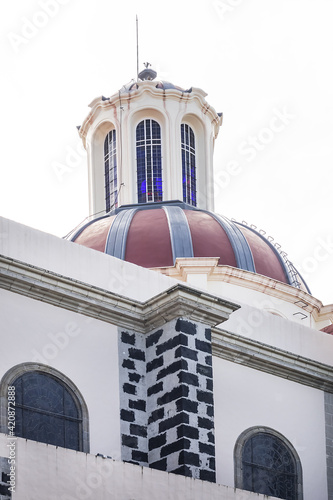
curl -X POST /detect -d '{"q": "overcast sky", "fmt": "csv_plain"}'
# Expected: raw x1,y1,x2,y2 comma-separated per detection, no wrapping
1,0,332,305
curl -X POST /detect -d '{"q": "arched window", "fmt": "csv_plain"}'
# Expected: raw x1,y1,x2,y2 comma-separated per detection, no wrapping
104,129,117,212
136,119,162,203
181,123,196,207
0,364,89,452
235,427,303,500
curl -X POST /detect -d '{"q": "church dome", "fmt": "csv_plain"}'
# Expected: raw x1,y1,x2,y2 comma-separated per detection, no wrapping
69,201,310,293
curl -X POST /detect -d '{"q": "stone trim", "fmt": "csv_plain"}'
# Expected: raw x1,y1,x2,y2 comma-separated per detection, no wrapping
0,363,90,453
159,259,332,322
212,327,333,393
1,255,332,393
325,392,333,499
0,255,239,334
234,426,303,499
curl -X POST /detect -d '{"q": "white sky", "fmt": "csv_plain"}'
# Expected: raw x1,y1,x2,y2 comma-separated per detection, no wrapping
1,0,332,305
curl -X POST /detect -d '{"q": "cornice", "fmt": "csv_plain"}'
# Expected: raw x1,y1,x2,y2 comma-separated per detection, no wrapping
212,327,333,393
79,81,222,144
0,255,239,334
158,260,330,320
1,255,331,393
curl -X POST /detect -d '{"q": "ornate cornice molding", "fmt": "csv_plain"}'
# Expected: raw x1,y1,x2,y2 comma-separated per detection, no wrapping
0,255,238,334
158,259,333,322
1,254,331,392
79,81,222,144
212,327,333,393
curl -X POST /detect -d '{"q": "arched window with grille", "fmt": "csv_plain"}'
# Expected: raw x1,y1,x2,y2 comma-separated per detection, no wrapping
234,427,303,500
181,123,197,206
104,129,118,212
136,119,163,203
1,364,89,452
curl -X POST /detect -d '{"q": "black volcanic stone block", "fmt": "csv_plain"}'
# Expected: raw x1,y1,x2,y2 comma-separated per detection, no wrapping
150,458,167,471
146,329,163,348
174,346,198,361
178,450,200,467
148,407,165,424
123,383,136,395
205,328,211,341
198,417,214,430
157,385,189,405
175,319,197,335
156,334,188,356
199,442,215,455
128,372,141,383
146,356,164,373
160,438,191,458
157,359,188,380
129,399,146,412
206,378,213,391
195,339,211,353
121,331,136,345
121,434,138,449
178,371,199,386
200,469,216,482
159,412,189,433
197,390,214,405
207,431,215,444
132,450,148,463
120,409,135,422
122,359,135,370
147,381,163,396
176,398,198,414
196,364,212,378
149,433,167,451
128,347,145,361
177,424,199,440
130,424,147,438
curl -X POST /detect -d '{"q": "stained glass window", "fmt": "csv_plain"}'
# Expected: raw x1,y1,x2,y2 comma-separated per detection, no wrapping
242,432,298,499
104,129,118,212
181,124,196,206
13,372,82,451
136,119,162,203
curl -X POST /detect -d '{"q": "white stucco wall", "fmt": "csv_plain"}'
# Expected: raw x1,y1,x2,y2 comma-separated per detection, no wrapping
213,356,328,500
219,301,333,366
0,216,177,302
208,279,315,327
0,288,121,459
0,435,279,500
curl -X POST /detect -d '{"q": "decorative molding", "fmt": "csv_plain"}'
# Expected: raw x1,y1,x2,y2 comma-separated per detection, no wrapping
1,255,332,393
80,80,222,145
158,260,333,322
0,255,239,334
212,327,333,393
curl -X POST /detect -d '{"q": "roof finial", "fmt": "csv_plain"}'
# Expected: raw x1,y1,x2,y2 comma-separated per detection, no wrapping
138,62,157,81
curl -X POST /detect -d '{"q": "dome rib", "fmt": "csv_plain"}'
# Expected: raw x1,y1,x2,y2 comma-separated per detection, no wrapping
68,202,310,293
163,206,194,264
207,212,256,273
235,222,292,286
105,209,138,259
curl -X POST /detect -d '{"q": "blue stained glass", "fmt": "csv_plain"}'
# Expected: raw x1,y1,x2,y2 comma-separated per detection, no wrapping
181,124,196,206
136,119,163,203
104,129,117,212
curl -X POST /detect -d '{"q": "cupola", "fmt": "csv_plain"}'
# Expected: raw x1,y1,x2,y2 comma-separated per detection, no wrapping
70,66,311,301
78,64,222,216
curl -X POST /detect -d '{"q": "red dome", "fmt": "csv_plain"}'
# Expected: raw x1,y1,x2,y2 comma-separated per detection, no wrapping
69,202,310,293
